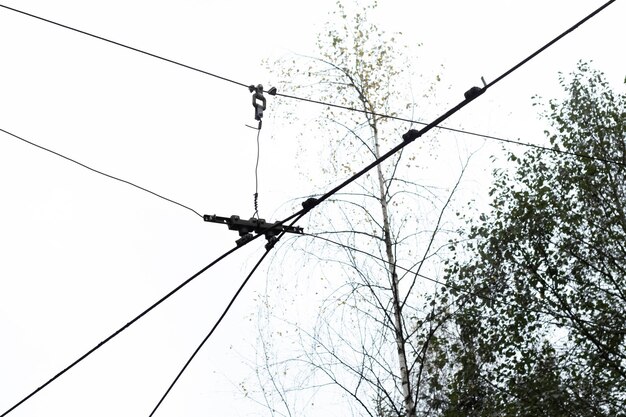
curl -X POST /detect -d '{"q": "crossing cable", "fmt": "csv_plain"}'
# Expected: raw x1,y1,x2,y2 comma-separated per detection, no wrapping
0,127,203,218
1,4,620,169
0,2,614,415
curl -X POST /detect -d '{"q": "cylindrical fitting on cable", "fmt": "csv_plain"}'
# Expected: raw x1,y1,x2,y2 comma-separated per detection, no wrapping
251,84,266,121
402,129,420,142
302,197,318,211
463,86,484,101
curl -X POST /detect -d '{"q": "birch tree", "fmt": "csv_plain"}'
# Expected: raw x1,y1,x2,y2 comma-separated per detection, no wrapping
247,2,467,416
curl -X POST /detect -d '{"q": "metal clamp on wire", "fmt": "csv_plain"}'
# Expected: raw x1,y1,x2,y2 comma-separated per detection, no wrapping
463,86,484,100
302,197,318,212
402,129,421,142
249,84,266,129
264,230,280,250
464,76,488,101
204,214,303,247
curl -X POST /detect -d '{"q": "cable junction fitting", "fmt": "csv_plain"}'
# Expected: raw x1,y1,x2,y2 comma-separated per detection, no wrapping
247,84,276,130
203,214,303,249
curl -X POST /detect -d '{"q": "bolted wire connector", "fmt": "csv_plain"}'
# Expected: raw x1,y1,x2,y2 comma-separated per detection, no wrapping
402,129,421,142
464,76,488,101
463,86,484,101
204,214,303,247
236,233,254,247
263,223,281,250
302,197,318,212
249,84,267,122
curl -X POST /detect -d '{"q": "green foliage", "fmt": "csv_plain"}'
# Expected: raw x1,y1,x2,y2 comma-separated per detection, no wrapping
443,62,626,416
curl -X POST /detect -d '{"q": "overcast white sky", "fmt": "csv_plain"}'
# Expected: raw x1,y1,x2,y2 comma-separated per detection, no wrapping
0,0,623,416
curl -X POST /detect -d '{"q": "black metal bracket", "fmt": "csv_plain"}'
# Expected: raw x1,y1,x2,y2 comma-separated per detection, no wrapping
249,84,267,123
203,214,303,249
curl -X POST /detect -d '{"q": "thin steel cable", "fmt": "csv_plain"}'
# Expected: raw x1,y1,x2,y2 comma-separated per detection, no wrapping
0,127,203,218
0,4,248,89
278,90,626,167
1,4,620,168
253,127,261,219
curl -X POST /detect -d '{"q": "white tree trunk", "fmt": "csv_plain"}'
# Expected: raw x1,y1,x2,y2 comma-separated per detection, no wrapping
372,126,417,417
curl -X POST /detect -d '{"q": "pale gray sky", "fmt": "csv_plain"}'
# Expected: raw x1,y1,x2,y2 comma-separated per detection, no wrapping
0,1,623,416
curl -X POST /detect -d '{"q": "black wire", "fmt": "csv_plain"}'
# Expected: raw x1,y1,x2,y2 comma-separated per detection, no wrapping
149,246,272,416
0,127,203,218
0,4,248,89
1,205,296,416
1,3,620,169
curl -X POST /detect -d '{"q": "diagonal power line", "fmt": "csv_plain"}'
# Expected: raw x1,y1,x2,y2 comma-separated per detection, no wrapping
0,127,203,218
276,1,617,232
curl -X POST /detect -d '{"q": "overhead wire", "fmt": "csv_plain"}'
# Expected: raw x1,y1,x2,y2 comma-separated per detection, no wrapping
0,1,616,415
0,127,203,218
1,3,621,168
253,127,261,219
276,90,626,167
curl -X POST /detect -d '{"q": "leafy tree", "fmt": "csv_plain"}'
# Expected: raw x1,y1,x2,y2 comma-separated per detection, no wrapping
442,62,626,416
